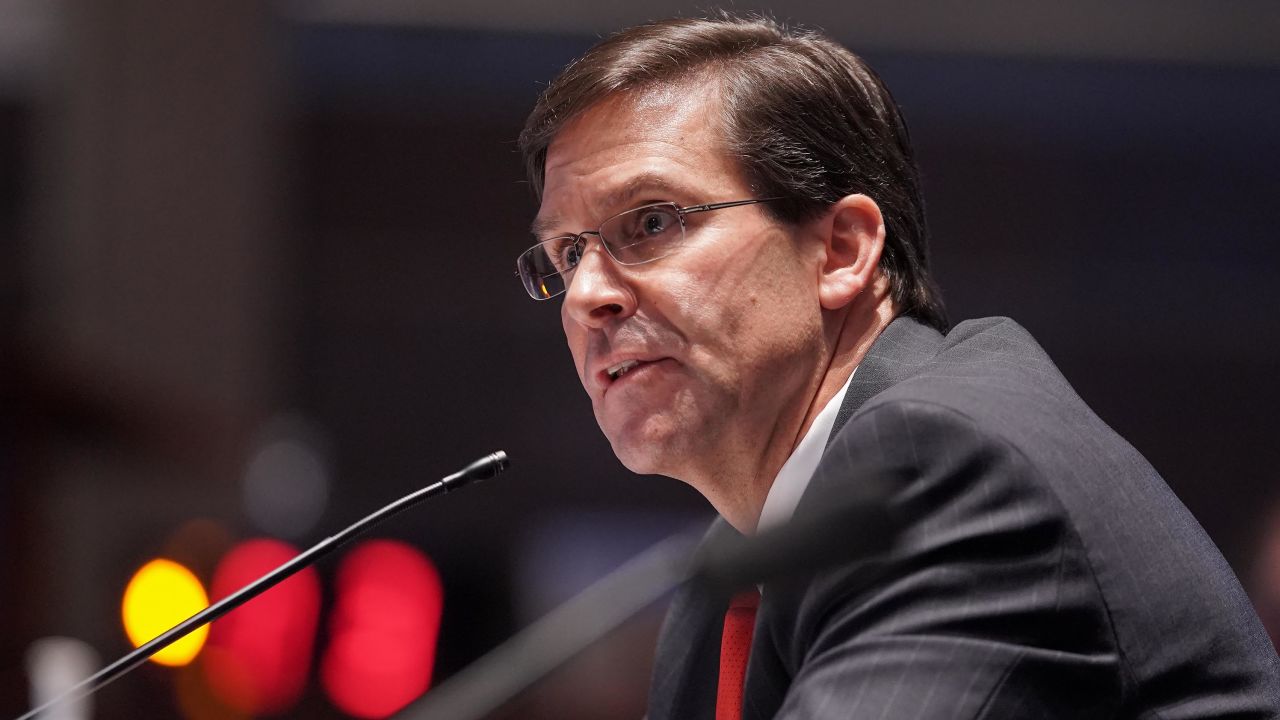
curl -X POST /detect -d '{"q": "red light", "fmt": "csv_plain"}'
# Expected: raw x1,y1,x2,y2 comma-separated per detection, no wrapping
321,540,444,718
202,539,321,715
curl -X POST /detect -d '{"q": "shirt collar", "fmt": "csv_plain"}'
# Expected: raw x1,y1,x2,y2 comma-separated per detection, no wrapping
755,368,856,533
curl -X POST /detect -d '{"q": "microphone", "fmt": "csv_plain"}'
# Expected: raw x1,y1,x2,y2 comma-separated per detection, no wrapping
400,477,899,720
18,450,510,720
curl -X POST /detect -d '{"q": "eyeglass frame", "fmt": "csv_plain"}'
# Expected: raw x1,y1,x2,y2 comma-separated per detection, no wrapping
515,197,782,300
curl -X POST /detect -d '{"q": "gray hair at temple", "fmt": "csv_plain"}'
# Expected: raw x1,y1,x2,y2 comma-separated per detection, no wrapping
518,14,948,332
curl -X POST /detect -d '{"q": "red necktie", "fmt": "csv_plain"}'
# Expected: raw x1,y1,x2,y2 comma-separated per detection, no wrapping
716,590,760,720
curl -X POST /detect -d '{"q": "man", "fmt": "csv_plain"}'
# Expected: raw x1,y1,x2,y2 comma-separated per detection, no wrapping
514,14,1280,719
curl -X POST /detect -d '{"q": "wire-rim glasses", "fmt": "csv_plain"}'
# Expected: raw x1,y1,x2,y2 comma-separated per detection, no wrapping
516,198,780,300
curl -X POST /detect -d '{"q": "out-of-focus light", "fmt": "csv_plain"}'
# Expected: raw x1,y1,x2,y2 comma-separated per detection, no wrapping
242,413,331,540
321,540,444,719
202,539,320,716
121,559,209,667
25,636,99,720
174,662,250,720
163,518,235,580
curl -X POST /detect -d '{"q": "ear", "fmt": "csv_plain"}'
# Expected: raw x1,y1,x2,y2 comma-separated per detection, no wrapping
815,194,886,310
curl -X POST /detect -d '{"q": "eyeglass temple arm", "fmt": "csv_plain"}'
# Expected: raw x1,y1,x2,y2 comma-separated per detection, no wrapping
678,197,783,215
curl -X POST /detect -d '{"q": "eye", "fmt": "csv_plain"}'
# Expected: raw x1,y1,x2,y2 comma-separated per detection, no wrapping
543,236,580,273
611,205,679,247
564,243,583,266
638,209,674,236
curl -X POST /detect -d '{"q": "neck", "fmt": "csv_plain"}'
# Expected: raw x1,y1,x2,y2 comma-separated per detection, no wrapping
703,285,897,533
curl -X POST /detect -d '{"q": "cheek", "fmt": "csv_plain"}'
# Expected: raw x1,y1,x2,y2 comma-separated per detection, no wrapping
716,264,822,371
661,279,767,389
561,312,589,383
690,240,812,347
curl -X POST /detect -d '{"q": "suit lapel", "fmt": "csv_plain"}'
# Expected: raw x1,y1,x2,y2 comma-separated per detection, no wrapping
740,316,945,718
651,316,946,719
827,316,945,444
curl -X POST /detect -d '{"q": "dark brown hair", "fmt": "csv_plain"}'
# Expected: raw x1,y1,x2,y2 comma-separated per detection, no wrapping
519,14,948,331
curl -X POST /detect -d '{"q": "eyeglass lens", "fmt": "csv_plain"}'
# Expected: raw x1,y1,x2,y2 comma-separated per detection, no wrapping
518,203,684,299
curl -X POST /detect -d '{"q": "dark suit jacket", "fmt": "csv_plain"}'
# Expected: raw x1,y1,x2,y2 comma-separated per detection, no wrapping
648,316,1280,719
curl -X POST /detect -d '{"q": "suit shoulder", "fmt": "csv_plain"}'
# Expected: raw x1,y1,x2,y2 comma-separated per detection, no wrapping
821,371,1280,715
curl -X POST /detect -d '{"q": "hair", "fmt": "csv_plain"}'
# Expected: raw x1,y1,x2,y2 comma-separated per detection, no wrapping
519,14,948,331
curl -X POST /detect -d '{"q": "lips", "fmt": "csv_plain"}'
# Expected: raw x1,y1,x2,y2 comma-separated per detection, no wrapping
606,359,641,380
594,355,670,393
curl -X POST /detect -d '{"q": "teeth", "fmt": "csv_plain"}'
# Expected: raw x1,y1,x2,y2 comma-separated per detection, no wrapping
607,359,640,380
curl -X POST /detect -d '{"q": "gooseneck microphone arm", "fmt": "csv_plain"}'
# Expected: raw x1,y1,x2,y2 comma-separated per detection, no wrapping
401,476,898,720
17,450,510,720
400,528,703,720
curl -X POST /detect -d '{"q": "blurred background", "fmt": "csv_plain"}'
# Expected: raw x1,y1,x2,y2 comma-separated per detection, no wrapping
1,1,1278,718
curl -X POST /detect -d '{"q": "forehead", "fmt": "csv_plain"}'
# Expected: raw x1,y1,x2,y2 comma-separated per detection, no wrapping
534,89,748,234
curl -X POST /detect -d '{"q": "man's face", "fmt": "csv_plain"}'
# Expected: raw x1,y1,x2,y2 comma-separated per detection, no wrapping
536,89,826,484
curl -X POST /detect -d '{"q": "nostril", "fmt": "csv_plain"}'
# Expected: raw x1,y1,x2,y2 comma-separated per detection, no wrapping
595,303,624,315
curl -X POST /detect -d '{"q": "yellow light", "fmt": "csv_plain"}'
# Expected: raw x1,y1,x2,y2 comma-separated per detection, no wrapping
121,559,210,666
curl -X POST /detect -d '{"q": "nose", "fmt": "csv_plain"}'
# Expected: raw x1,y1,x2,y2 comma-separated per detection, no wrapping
561,236,636,328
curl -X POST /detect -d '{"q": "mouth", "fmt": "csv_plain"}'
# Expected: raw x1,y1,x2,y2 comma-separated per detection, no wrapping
606,359,642,381
598,356,674,392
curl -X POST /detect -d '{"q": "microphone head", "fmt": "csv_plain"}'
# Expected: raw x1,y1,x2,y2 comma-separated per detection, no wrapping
452,450,511,486
487,451,511,476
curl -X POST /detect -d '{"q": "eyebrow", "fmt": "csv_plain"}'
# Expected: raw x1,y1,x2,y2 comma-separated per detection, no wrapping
530,172,692,239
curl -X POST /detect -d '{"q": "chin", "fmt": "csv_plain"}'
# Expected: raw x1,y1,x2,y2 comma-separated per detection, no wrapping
604,421,688,479
608,436,669,477
596,400,710,480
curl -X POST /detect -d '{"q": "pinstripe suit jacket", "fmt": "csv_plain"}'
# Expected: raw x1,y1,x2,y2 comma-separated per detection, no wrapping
647,316,1280,719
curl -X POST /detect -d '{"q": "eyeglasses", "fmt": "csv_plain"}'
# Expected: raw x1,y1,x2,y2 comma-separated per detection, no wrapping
516,198,780,300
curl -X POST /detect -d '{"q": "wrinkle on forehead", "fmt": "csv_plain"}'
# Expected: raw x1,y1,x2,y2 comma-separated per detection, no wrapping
544,74,727,173
535,88,732,239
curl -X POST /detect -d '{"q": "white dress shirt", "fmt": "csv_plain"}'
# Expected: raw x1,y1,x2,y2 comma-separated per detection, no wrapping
755,369,856,533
